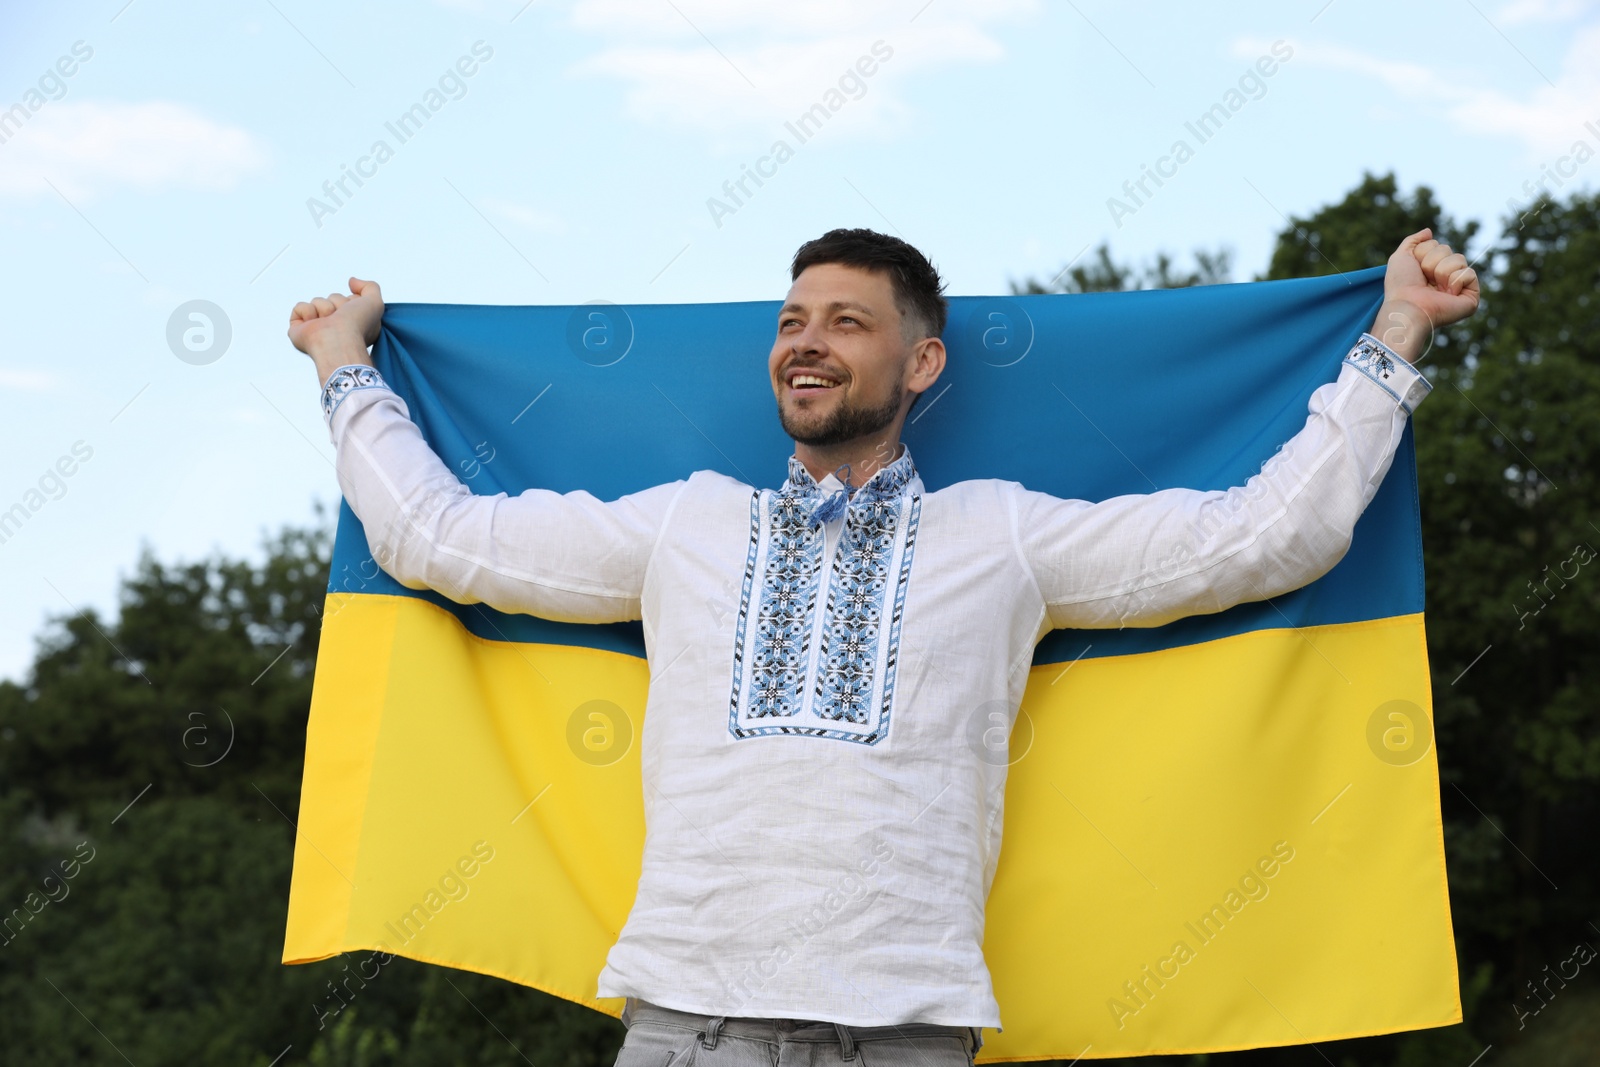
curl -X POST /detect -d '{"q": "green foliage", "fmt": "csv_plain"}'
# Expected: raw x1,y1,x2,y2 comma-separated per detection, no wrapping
307,1011,401,1067
1415,187,1600,1062
0,502,626,1065
1494,986,1600,1067
1260,170,1480,281
1011,242,1233,294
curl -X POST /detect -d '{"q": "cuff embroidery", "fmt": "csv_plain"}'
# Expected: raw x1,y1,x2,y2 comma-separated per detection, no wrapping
1344,333,1431,414
321,364,388,425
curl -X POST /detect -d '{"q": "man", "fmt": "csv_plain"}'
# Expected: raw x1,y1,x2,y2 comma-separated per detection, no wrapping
288,227,1478,1066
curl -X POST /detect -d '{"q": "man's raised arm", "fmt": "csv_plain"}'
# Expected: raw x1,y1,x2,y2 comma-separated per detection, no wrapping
1013,229,1479,632
288,278,686,624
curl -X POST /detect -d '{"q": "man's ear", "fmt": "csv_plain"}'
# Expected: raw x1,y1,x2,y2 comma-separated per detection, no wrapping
909,336,947,391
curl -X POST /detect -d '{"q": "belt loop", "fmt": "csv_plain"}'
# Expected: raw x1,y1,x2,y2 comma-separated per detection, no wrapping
699,1015,726,1050
969,1025,984,1056
832,1022,857,1060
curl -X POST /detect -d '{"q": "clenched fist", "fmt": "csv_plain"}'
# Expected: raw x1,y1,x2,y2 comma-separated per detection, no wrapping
1369,229,1479,364
288,277,385,386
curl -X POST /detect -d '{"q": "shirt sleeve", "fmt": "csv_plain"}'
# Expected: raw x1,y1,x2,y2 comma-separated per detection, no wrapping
1012,334,1431,631
323,367,688,624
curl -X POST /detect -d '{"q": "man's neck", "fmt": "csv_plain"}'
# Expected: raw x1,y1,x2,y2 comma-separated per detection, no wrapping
793,439,906,491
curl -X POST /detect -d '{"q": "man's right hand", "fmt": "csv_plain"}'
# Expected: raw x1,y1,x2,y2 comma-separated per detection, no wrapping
288,277,385,385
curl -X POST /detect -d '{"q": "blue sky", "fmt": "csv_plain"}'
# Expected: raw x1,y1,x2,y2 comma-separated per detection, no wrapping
1,0,1596,681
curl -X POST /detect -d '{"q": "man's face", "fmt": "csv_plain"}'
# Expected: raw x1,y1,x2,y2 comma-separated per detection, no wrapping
769,262,918,448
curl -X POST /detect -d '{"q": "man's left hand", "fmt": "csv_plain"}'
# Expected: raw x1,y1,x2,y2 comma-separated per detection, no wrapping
1370,228,1480,364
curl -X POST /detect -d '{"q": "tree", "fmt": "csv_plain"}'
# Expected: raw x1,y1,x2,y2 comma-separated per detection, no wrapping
1011,243,1233,294
1260,170,1479,281
0,503,626,1065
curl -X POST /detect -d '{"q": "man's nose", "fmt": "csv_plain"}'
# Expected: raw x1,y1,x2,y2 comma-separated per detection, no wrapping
791,322,827,356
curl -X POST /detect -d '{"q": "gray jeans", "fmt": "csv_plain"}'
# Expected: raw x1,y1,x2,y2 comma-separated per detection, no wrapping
614,997,983,1066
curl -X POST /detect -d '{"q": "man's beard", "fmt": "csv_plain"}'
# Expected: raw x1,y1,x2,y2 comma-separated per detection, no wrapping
779,381,904,448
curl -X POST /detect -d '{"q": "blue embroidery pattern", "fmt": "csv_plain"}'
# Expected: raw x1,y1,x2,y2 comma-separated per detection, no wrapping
1344,333,1432,413
1346,335,1398,381
748,494,824,719
321,364,388,424
727,450,921,746
813,495,921,737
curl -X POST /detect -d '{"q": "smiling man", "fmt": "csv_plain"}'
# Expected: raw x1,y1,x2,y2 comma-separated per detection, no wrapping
289,227,1477,1067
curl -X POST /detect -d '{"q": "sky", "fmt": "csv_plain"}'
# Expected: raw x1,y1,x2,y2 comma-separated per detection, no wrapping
1,0,1597,682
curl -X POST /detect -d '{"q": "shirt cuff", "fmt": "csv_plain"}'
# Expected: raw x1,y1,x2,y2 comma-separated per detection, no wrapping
1343,333,1432,415
321,364,389,426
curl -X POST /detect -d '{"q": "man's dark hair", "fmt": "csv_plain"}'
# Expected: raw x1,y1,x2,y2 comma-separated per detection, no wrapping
790,228,948,341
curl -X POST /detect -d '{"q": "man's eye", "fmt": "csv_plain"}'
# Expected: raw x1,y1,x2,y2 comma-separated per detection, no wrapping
838,316,858,326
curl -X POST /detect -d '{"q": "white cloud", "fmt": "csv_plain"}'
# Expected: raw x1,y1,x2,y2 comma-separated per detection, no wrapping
1493,0,1594,26
567,0,1036,136
480,195,563,232
0,368,57,392
1252,27,1600,161
0,100,268,200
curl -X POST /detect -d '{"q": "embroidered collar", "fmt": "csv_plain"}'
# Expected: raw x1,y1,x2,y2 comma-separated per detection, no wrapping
780,446,918,526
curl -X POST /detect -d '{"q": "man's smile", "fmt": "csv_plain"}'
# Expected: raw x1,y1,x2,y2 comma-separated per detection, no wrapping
785,366,845,398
